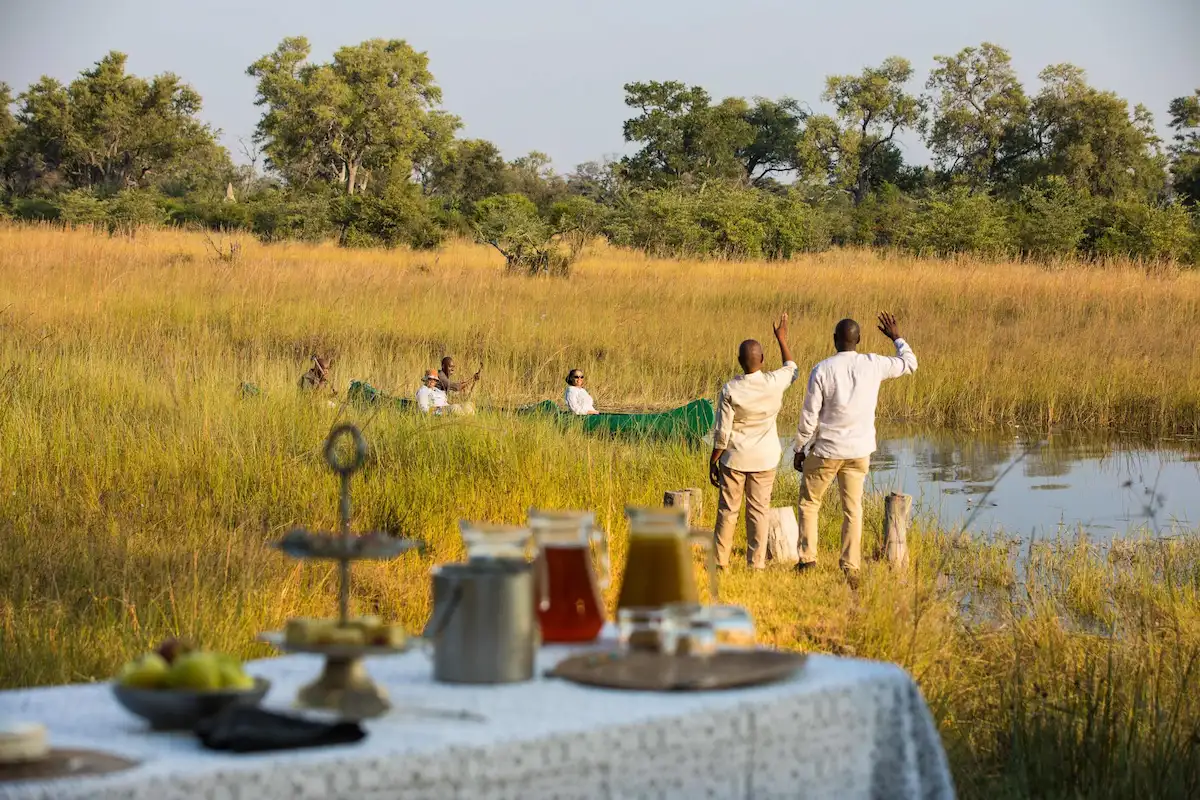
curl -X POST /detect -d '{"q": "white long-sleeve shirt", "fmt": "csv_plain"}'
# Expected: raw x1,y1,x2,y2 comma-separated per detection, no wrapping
713,361,799,473
564,386,597,415
793,339,917,460
416,385,448,414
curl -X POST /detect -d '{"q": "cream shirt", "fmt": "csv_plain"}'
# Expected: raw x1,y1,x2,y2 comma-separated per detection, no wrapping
713,361,799,473
564,386,597,415
793,339,917,460
416,385,448,414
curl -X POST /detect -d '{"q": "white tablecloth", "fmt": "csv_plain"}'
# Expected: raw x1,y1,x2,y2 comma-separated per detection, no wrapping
0,644,954,800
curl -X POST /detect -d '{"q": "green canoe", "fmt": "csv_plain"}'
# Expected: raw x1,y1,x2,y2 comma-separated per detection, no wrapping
348,380,412,411
519,399,715,443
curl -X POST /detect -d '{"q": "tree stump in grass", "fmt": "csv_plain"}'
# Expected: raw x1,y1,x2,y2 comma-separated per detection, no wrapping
883,493,912,568
663,489,702,525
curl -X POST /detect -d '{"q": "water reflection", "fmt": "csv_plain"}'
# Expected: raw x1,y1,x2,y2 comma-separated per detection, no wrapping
757,428,1200,538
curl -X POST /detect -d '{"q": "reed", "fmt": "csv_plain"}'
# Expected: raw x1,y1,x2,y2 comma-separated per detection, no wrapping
1,224,1198,797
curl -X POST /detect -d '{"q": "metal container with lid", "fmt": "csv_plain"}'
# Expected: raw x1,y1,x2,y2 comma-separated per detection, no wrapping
422,522,543,684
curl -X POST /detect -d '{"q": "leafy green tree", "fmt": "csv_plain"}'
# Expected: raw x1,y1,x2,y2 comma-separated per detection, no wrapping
1017,65,1167,201
10,53,218,195
549,195,609,260
924,43,1029,191
473,194,564,274
1168,90,1200,206
417,138,507,211
620,81,755,187
248,37,459,194
796,57,924,204
566,158,624,205
739,98,805,186
507,151,568,211
0,82,16,192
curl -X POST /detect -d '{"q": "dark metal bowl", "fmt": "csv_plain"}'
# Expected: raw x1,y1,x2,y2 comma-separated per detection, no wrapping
112,677,270,730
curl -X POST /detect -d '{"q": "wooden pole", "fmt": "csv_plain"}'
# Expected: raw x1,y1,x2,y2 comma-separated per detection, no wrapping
883,493,912,568
663,489,702,525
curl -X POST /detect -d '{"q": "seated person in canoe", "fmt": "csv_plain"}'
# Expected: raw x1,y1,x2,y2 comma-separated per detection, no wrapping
419,368,476,416
564,369,600,415
298,355,336,396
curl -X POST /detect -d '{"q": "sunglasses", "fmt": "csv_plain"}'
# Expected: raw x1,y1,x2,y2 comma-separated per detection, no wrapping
570,374,584,381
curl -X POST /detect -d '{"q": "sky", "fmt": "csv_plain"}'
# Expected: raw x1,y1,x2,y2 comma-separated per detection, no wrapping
1,0,1197,172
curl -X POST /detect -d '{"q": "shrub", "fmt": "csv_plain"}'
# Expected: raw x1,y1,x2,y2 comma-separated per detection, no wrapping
335,187,444,251
1090,200,1197,263
11,197,60,222
906,188,1014,258
1013,177,1094,262
56,190,109,228
106,189,166,235
474,194,572,276
246,190,335,244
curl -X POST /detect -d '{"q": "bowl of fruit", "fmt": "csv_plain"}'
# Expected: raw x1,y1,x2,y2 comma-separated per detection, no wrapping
112,638,270,731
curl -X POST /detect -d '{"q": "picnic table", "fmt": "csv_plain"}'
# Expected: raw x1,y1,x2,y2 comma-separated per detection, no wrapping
0,642,955,800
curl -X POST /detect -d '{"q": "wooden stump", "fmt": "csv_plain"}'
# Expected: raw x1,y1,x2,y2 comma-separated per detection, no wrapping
663,489,703,525
883,493,912,568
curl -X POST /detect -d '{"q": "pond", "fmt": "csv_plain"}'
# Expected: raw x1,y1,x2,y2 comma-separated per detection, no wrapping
867,429,1200,538
740,428,1200,539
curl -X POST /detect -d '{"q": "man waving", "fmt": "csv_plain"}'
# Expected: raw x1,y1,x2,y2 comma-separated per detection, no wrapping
793,312,917,587
710,313,799,571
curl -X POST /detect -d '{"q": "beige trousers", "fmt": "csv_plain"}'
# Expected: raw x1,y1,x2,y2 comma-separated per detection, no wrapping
798,455,870,572
714,464,776,569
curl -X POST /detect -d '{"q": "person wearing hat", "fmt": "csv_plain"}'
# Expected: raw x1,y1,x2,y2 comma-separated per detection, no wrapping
416,369,449,415
564,369,599,415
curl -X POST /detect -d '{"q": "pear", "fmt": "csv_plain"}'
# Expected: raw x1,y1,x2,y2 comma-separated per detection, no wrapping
165,652,223,691
218,661,256,691
118,653,170,689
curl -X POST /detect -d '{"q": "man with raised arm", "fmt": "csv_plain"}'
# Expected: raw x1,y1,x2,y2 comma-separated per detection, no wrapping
710,314,799,571
437,356,481,398
792,312,917,588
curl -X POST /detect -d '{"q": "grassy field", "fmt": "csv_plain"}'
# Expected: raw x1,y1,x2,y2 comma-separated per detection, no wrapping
2,225,1199,798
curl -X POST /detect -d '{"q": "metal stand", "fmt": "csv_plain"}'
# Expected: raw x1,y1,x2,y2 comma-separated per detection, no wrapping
263,424,402,720
296,655,390,720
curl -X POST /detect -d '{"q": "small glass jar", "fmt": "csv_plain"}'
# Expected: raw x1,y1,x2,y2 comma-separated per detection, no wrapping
616,607,666,653
662,603,716,658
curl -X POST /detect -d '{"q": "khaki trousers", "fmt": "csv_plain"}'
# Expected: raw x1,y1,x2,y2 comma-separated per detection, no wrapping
798,455,870,572
714,464,776,569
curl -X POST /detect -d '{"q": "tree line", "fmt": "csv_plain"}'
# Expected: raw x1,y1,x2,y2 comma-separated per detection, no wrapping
1,39,1198,269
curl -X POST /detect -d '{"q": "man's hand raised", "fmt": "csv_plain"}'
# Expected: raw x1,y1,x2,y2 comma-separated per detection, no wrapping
773,312,790,342
877,312,901,342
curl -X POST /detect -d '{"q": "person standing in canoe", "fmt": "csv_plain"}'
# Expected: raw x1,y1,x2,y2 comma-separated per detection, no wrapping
792,313,917,588
437,355,479,415
710,314,798,571
564,369,600,415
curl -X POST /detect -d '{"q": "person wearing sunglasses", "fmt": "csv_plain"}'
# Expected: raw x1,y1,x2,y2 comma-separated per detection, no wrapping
564,369,599,415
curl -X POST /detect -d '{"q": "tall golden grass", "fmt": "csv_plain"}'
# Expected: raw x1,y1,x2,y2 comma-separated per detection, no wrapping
1,224,1198,797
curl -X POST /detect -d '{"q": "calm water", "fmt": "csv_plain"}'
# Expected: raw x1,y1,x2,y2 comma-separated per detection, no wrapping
741,429,1200,538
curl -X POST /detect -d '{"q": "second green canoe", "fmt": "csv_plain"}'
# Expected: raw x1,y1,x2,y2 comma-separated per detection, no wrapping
520,399,715,443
